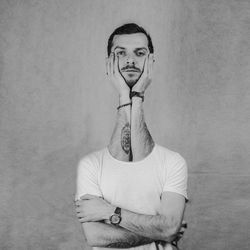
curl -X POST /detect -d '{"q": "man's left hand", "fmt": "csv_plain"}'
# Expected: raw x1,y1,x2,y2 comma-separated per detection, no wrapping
132,53,154,93
75,194,115,223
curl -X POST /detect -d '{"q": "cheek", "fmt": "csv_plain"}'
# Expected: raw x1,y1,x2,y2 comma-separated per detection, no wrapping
118,57,127,69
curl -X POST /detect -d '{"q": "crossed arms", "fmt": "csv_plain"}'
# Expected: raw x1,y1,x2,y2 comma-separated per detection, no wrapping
75,192,186,248
75,52,187,248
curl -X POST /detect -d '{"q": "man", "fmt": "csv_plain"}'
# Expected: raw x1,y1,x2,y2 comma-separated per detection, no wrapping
75,23,188,250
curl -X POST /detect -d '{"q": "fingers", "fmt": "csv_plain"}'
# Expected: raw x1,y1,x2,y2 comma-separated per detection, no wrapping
78,216,93,223
75,199,87,208
75,206,82,213
135,55,148,85
75,203,88,221
105,57,109,75
111,52,126,85
142,54,148,76
74,196,95,223
76,211,90,222
113,52,118,75
142,54,152,79
148,54,154,79
145,53,153,79
114,52,121,77
76,212,99,223
106,53,113,77
75,194,102,207
78,217,88,223
111,52,115,75
146,54,149,76
80,194,98,200
108,54,112,77
107,52,118,78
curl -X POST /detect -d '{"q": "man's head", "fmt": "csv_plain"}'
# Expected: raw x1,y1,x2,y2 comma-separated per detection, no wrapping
107,23,154,88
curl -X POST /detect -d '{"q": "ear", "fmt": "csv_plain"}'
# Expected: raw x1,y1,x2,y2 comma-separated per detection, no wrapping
148,54,154,79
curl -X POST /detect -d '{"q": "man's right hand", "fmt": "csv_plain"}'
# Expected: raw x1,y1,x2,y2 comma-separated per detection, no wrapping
106,52,130,98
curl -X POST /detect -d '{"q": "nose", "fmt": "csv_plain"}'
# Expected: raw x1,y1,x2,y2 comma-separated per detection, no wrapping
126,55,135,65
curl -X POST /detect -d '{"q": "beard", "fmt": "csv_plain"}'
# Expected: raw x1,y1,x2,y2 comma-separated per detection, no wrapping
125,78,138,88
120,65,141,89
121,71,141,89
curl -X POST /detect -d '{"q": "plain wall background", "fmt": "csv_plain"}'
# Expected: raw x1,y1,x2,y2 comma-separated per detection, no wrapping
0,0,250,249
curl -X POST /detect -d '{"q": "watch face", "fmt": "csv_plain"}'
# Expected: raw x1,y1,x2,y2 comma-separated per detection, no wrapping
110,214,121,225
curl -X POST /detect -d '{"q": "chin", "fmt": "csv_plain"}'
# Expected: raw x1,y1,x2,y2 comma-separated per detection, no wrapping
122,72,140,88
125,78,138,88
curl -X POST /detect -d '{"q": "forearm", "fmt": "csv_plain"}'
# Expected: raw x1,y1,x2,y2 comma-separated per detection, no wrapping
108,94,132,161
131,97,154,161
119,209,179,242
82,222,155,248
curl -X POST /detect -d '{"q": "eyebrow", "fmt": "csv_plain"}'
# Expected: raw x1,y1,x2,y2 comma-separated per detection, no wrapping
134,47,148,51
113,46,148,51
114,46,126,51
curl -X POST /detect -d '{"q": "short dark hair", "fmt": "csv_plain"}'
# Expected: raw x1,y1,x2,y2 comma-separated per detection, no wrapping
107,23,154,56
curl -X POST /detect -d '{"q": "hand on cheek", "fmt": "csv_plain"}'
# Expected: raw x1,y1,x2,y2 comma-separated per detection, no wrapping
106,52,130,96
132,54,154,93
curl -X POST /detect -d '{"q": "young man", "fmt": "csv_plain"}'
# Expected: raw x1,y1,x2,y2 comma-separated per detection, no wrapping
75,23,188,250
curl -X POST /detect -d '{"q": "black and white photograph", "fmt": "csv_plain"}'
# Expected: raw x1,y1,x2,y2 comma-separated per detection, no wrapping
0,1,249,250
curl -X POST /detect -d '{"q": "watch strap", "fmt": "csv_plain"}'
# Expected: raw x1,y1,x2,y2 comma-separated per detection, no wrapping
130,91,144,102
114,207,121,215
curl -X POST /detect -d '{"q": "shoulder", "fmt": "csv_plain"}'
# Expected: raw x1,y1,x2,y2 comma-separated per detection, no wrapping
157,145,188,198
77,147,107,172
154,143,186,165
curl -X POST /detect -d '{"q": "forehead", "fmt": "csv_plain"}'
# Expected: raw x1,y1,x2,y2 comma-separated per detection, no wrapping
112,33,148,50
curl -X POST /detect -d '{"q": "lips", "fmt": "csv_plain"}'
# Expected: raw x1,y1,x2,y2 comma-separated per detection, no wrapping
123,68,140,73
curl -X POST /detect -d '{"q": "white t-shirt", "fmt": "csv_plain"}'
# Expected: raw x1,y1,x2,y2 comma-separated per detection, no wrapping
75,143,188,250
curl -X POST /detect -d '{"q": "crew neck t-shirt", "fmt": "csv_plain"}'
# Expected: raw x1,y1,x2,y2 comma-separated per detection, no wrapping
75,143,188,250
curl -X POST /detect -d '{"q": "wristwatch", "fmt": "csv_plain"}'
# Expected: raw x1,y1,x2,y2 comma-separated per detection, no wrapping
130,91,144,102
110,207,122,225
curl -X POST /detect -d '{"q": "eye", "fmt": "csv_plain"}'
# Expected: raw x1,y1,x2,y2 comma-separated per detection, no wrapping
136,51,146,57
117,51,126,57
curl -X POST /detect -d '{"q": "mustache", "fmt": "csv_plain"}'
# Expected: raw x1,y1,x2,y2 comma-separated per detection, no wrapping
121,65,141,72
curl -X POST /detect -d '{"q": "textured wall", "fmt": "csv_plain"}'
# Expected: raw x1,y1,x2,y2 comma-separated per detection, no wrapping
0,0,249,249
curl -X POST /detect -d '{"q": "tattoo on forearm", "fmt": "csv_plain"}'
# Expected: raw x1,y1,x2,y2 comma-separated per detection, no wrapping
121,122,131,154
106,237,154,248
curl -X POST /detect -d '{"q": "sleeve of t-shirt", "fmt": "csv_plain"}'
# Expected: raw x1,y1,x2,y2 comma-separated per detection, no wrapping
163,153,188,201
75,155,102,201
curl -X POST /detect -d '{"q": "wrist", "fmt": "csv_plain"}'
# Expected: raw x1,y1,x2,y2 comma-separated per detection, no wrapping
105,204,116,220
130,91,144,102
131,95,144,104
119,92,131,105
109,207,122,225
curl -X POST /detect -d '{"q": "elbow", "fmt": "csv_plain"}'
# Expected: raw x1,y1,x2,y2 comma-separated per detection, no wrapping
85,238,94,247
84,231,96,247
160,218,181,242
85,234,103,247
84,231,105,248
86,238,99,248
82,223,104,248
